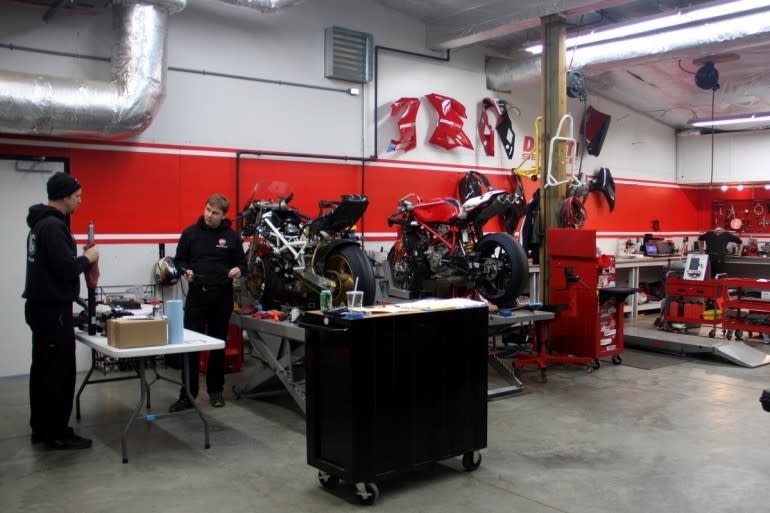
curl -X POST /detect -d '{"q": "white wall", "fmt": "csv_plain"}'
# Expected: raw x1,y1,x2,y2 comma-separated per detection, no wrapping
1,0,685,376
677,130,770,184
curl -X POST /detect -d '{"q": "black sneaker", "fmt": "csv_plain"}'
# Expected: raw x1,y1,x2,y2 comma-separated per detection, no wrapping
168,396,194,413
46,433,92,450
209,391,225,408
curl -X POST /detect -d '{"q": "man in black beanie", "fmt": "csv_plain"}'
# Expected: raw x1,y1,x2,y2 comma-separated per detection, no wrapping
22,172,99,450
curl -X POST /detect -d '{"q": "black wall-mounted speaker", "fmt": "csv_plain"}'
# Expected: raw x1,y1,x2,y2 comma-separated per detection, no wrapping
695,61,720,91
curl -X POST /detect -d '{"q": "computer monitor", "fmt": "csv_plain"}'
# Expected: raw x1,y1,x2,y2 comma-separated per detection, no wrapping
645,242,658,256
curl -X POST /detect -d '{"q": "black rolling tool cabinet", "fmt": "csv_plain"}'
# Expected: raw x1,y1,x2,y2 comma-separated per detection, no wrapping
301,305,488,505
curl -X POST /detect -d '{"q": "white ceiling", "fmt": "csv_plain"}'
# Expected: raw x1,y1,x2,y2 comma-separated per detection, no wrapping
5,0,770,132
375,0,770,131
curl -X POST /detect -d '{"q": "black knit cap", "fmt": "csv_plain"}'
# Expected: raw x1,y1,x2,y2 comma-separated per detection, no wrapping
47,172,81,200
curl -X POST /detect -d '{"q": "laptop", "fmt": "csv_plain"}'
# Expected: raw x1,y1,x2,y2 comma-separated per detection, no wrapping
645,241,673,257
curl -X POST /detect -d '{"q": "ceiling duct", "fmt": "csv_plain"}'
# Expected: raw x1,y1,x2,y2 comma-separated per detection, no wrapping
486,10,770,92
0,0,185,139
215,0,304,13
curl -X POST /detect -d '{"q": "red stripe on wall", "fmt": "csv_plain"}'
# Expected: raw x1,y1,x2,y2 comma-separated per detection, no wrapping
3,140,753,241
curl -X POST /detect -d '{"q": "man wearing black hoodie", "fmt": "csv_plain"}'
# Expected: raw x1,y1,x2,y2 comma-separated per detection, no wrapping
23,172,99,450
169,194,245,412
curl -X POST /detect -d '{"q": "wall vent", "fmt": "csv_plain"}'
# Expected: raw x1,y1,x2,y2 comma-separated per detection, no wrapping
324,26,373,83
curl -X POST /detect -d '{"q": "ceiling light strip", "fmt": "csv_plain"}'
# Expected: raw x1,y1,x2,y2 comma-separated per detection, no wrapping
525,0,770,54
690,113,770,127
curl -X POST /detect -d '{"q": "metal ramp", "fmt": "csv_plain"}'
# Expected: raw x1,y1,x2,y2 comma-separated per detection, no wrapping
625,323,770,368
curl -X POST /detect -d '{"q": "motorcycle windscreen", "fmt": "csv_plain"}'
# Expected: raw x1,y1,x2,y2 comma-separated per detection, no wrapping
244,180,294,205
580,105,611,157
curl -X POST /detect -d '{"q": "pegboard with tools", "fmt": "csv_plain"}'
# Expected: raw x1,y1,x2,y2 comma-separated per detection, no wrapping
712,200,770,233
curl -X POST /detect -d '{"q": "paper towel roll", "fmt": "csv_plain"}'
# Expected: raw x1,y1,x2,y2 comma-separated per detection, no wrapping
166,299,184,344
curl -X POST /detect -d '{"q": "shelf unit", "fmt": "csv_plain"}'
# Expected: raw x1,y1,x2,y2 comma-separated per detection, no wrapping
722,278,770,342
657,276,724,337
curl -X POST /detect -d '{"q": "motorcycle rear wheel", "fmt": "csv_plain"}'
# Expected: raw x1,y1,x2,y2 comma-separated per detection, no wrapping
475,232,528,306
323,245,376,306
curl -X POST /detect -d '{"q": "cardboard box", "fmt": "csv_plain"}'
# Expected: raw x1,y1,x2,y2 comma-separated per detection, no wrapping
107,318,168,348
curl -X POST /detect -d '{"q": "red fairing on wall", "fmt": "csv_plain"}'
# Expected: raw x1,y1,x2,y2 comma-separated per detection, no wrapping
426,93,474,151
478,97,515,158
386,97,420,152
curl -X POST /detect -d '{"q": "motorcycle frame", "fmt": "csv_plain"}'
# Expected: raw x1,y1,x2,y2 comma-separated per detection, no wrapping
245,206,311,274
391,207,480,260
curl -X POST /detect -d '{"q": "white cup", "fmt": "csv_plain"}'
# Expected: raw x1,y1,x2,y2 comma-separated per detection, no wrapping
346,290,364,310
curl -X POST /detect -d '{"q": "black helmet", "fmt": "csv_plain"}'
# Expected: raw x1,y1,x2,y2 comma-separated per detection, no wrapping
154,256,179,285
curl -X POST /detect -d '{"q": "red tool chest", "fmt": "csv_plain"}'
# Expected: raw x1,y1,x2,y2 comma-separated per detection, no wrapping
548,229,635,366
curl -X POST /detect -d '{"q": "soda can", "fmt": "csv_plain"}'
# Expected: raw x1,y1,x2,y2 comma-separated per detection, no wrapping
320,290,332,311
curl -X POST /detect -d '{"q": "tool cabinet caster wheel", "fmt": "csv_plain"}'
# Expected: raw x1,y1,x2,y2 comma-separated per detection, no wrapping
611,355,622,365
462,451,482,471
592,359,601,370
762,334,770,345
735,330,743,341
355,482,379,505
232,385,241,400
709,328,716,338
726,330,733,340
318,471,340,489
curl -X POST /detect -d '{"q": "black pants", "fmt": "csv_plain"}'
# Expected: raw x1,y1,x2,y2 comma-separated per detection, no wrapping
179,285,233,399
25,301,76,440
709,253,726,278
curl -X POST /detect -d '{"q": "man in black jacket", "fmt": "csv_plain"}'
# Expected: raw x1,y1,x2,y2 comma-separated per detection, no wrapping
169,194,246,412
698,226,743,278
23,172,99,450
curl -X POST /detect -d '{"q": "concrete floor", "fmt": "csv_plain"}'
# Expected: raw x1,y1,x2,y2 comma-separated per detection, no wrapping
3,323,770,513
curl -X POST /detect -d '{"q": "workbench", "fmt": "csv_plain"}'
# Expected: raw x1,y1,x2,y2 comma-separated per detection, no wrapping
615,255,685,318
75,329,224,463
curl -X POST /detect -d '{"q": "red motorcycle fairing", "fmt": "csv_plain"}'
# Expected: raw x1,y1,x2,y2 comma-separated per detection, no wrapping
478,97,515,158
386,97,421,152
426,93,474,151
412,197,461,224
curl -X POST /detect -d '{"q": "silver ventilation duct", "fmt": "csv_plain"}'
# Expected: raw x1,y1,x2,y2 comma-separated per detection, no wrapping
486,10,770,92
0,0,185,139
215,0,304,13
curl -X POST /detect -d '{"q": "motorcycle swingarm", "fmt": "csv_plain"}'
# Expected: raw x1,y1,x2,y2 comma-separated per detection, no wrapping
295,268,335,293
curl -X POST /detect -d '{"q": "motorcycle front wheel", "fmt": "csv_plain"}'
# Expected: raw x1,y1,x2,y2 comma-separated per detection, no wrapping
323,245,376,306
387,244,422,295
475,232,528,306
245,253,282,310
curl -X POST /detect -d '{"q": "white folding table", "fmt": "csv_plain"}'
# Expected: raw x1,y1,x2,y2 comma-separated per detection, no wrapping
75,329,224,463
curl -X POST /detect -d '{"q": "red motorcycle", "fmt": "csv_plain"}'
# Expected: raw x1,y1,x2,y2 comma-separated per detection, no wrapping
387,187,529,306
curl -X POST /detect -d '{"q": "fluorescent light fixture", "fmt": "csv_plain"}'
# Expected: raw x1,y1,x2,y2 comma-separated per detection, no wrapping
525,0,770,54
690,113,770,127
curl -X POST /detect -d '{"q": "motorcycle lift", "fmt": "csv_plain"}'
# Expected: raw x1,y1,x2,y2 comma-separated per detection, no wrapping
624,321,770,368
230,302,559,409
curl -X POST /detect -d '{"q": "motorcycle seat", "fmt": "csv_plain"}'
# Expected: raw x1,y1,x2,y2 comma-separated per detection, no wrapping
309,194,368,234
